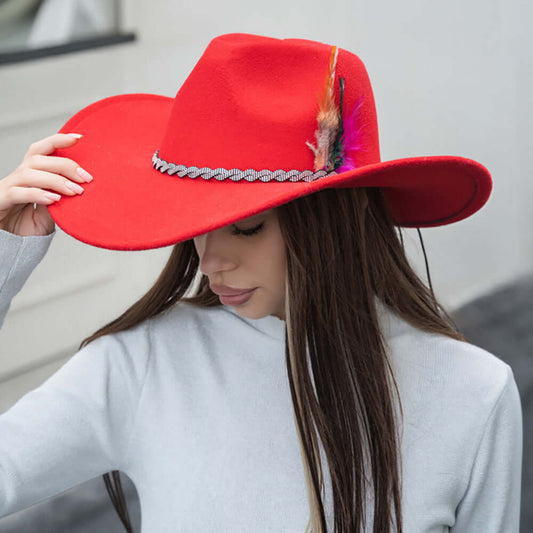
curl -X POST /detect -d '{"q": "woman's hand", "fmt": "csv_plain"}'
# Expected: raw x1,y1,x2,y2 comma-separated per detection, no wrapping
0,133,92,237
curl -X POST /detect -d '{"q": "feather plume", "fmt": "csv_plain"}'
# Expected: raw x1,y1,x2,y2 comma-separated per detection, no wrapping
306,46,365,172
336,95,365,172
306,46,340,171
327,77,346,170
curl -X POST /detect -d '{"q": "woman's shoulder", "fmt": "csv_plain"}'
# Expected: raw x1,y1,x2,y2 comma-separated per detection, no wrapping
386,315,514,411
91,301,285,369
94,300,227,341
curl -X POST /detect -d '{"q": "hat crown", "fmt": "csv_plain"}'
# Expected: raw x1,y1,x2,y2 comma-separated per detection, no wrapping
159,34,381,172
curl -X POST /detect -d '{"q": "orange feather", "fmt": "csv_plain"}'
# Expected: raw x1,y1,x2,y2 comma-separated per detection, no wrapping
307,46,341,171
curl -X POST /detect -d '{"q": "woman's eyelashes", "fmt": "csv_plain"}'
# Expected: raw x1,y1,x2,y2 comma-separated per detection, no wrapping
231,221,265,236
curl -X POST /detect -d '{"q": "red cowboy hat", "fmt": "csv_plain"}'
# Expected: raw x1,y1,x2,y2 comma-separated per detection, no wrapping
48,33,492,251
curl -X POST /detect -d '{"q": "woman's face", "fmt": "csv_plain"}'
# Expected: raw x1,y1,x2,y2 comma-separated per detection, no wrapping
193,208,286,321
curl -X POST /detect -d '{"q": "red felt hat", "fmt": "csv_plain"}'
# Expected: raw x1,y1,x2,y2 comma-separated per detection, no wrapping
48,33,492,251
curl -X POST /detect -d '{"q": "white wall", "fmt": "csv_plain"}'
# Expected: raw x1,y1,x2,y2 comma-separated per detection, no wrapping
349,0,532,309
0,0,530,406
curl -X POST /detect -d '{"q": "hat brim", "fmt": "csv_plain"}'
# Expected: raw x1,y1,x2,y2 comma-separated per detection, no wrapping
48,94,492,250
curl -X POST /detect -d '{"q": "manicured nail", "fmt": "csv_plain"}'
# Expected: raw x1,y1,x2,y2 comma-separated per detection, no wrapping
65,181,84,194
77,167,93,182
69,133,83,139
44,192,61,202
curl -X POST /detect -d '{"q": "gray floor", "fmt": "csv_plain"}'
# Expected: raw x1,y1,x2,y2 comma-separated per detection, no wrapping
0,276,531,532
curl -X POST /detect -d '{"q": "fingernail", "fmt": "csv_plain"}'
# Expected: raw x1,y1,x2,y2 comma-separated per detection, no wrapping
66,181,84,194
69,133,83,139
77,167,93,182
44,192,61,202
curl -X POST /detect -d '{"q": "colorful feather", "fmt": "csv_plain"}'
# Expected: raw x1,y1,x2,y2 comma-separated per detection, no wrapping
306,46,340,171
327,77,346,171
336,95,365,172
307,45,365,172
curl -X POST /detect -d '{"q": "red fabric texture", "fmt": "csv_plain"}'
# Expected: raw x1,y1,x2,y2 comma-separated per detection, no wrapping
47,33,492,250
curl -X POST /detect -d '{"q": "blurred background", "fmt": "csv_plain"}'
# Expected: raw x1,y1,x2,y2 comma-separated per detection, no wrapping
0,0,530,531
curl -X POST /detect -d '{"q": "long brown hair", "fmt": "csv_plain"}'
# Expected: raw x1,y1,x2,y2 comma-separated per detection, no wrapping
79,185,467,532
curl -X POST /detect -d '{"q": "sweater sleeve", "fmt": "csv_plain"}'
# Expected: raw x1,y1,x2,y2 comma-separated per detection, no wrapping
452,365,523,532
0,228,55,329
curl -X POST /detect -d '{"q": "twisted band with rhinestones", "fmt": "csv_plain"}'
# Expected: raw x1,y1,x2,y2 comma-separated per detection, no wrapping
152,150,337,183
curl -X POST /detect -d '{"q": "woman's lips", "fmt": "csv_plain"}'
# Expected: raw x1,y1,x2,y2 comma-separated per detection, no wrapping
218,288,256,305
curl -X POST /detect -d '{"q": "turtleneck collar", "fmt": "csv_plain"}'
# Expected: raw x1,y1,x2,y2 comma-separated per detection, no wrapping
222,304,286,341
222,297,411,343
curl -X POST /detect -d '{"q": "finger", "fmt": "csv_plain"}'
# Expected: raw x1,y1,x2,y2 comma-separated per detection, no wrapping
24,133,83,159
2,186,62,208
24,154,93,184
12,167,85,197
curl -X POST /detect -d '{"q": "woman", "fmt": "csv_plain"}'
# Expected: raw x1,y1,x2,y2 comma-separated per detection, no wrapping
0,34,522,532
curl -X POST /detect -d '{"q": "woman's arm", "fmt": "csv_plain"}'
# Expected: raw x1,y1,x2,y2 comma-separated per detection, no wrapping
452,365,523,532
0,132,149,516
0,309,150,518
0,228,55,328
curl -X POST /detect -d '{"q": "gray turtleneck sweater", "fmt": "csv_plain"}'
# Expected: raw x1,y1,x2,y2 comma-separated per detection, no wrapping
0,229,523,532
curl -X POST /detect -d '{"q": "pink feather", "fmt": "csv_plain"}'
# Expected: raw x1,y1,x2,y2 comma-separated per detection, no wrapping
336,96,365,173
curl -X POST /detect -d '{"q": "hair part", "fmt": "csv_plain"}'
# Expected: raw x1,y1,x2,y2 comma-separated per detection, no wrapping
79,186,467,533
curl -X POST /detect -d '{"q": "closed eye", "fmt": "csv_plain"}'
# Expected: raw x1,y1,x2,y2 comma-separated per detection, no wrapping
231,222,265,236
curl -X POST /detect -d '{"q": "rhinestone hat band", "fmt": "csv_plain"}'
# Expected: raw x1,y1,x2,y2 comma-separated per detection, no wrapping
152,150,338,183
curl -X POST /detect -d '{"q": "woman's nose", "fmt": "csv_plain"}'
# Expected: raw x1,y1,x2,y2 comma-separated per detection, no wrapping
197,232,237,276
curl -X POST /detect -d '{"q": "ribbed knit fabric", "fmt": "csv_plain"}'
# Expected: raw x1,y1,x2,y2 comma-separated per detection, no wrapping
0,228,523,532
